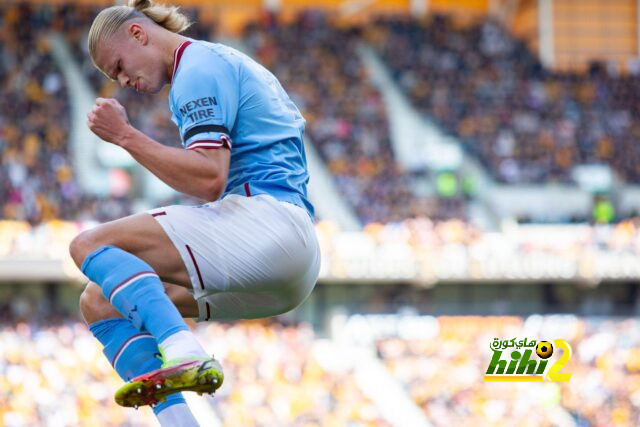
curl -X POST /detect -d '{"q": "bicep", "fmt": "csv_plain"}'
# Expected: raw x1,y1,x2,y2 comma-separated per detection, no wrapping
192,146,231,185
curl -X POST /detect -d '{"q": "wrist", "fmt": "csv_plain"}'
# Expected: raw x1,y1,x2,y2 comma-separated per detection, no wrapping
119,125,139,150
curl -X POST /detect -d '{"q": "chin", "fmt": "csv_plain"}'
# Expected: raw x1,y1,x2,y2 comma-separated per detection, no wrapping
151,76,171,93
145,83,159,93
147,83,165,94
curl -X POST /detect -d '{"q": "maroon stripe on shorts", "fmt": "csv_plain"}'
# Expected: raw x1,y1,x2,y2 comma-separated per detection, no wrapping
244,182,251,197
185,244,204,290
151,211,167,217
205,302,211,321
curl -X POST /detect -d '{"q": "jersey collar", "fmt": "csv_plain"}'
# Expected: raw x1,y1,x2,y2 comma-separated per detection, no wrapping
171,40,192,82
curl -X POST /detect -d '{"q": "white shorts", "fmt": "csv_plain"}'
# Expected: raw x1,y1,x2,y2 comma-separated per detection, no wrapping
149,194,320,321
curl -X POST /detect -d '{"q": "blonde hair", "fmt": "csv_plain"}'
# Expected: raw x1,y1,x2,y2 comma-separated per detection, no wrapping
88,0,191,65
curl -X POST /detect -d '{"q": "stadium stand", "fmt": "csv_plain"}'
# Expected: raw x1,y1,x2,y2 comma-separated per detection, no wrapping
3,313,639,426
202,321,389,426
18,5,640,224
0,3,131,224
370,15,640,185
5,4,640,224
4,3,640,426
375,315,640,426
0,318,388,427
0,320,158,426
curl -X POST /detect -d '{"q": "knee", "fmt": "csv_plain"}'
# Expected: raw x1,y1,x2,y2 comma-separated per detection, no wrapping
69,228,105,269
79,282,120,325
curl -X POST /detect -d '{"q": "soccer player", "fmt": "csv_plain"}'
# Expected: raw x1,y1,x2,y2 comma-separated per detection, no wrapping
68,0,320,425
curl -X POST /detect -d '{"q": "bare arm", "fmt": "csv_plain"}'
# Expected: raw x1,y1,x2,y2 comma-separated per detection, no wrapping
88,98,229,201
120,127,229,200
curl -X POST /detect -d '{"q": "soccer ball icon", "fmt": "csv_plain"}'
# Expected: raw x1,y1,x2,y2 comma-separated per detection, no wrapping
536,341,554,359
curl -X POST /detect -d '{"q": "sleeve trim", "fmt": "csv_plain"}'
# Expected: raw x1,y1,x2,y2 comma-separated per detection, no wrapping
187,139,231,150
184,124,230,142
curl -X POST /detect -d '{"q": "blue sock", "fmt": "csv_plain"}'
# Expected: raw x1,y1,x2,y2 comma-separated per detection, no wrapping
81,245,188,343
89,318,186,415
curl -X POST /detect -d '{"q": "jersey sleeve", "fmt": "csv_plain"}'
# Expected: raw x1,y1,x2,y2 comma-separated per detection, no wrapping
171,65,238,150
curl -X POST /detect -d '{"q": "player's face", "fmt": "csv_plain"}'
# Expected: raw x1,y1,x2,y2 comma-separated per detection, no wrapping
95,26,167,94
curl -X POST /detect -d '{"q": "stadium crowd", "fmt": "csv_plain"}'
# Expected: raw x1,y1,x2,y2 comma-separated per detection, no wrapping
202,321,387,427
0,3,132,224
371,15,640,184
0,2,218,225
0,3,72,223
0,320,157,426
2,311,640,426
0,317,387,427
375,314,640,426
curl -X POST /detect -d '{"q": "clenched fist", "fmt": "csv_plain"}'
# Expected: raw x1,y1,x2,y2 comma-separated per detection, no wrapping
87,98,132,145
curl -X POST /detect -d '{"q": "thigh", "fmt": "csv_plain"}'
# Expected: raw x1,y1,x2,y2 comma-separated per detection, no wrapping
164,283,199,318
72,212,191,287
81,281,199,324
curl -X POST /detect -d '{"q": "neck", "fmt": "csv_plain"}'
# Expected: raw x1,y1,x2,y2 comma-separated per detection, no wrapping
164,32,189,83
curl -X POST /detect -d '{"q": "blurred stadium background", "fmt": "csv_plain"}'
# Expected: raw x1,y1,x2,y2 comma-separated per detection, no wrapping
3,0,640,425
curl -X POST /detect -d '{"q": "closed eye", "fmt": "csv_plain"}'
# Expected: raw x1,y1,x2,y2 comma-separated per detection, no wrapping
107,60,121,81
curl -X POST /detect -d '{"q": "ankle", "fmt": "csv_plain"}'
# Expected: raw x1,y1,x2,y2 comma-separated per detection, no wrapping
159,330,208,361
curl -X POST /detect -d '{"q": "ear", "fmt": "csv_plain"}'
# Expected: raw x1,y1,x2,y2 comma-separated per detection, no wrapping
127,23,148,45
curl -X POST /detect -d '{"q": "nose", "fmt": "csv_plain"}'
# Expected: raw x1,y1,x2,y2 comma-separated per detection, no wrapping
117,73,130,88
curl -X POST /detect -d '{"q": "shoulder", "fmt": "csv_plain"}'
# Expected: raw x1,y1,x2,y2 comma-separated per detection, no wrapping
173,46,239,95
173,44,213,82
176,41,238,78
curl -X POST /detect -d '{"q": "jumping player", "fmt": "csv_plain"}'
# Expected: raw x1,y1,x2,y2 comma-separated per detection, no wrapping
69,1,320,425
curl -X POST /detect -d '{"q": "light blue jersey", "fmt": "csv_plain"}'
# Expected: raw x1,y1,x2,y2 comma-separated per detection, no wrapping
168,40,313,218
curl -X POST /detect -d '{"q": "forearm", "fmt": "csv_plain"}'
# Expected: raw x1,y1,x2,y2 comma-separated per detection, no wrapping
120,126,225,201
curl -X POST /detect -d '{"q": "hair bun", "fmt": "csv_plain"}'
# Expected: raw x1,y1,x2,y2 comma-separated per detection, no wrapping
129,0,151,11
